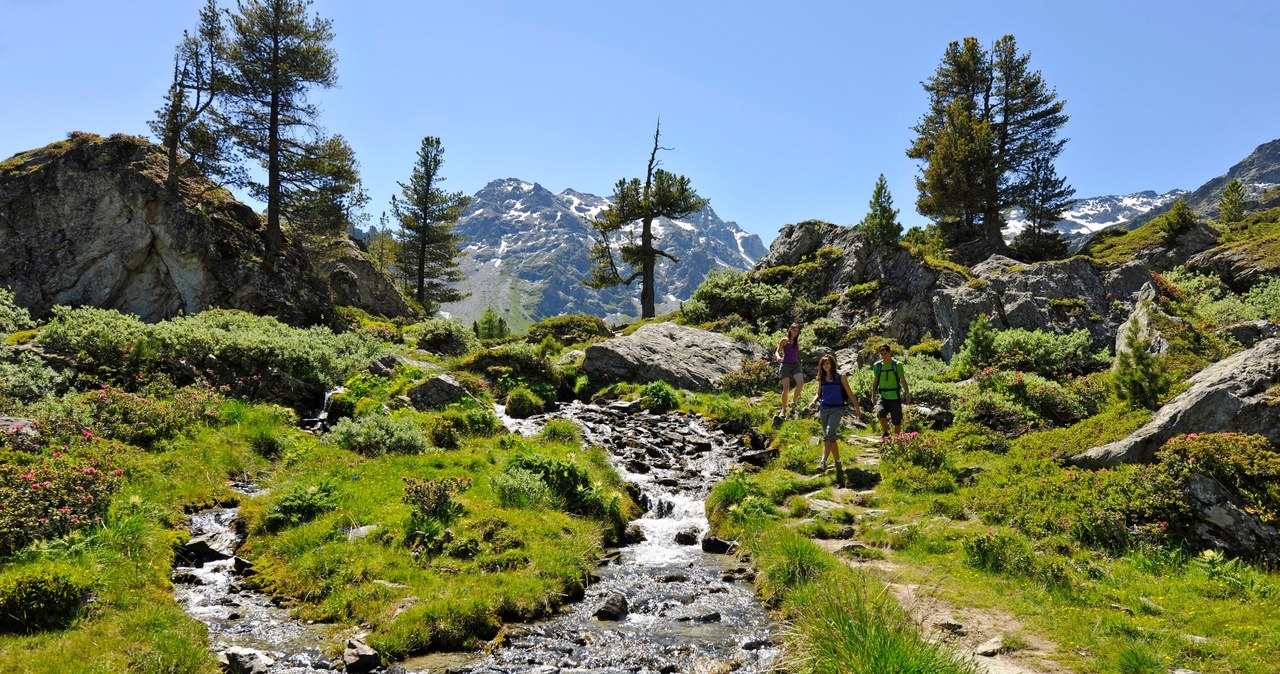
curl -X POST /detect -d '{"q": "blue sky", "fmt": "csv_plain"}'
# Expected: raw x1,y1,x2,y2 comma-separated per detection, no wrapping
2,0,1277,244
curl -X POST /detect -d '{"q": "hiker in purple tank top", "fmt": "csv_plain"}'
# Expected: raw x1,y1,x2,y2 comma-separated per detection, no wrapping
807,353,863,485
775,323,805,418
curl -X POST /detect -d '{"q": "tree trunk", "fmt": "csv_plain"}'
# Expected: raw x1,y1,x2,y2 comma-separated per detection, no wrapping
640,215,656,318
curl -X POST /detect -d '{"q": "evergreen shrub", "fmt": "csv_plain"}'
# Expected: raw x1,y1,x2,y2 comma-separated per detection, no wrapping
1155,433,1280,524
264,479,338,532
0,350,70,403
720,357,776,396
639,380,679,413
0,562,95,633
326,414,431,456
0,454,121,555
525,314,610,346
0,288,34,335
407,318,480,357
490,467,555,509
504,386,544,419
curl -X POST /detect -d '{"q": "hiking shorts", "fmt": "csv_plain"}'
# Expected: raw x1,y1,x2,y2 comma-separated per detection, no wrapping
875,398,903,426
779,362,803,385
819,406,847,441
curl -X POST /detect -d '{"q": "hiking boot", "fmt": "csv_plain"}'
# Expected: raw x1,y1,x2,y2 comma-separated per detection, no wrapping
818,459,828,472
834,461,845,487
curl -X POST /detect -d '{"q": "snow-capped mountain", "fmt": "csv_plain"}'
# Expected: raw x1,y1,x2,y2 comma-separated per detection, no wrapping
1004,189,1187,249
440,179,767,327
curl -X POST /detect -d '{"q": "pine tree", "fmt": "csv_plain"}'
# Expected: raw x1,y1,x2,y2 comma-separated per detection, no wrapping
280,133,369,236
150,0,238,192
857,174,903,245
366,212,399,275
956,313,997,374
1218,177,1246,228
909,35,1071,254
1011,155,1074,261
1113,319,1172,410
586,120,708,319
392,137,471,313
474,307,509,340
221,0,338,264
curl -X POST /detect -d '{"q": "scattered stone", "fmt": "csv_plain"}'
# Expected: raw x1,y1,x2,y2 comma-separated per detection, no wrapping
231,557,255,576
346,524,380,541
217,647,275,674
695,611,722,623
406,374,469,411
741,638,774,651
841,467,881,490
342,638,380,673
974,636,1006,656
674,528,700,546
1110,604,1135,616
660,573,688,583
172,571,203,585
1137,596,1166,614
1181,634,1210,645
701,536,738,555
936,622,965,635
623,524,647,545
593,593,629,621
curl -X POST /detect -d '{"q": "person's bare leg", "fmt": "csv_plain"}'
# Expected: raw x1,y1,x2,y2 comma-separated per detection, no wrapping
790,375,805,415
780,378,791,416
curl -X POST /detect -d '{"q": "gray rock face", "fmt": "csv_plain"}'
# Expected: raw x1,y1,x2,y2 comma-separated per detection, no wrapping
1071,338,1280,467
1216,320,1280,349
934,255,1130,359
0,133,401,326
310,237,411,318
582,323,768,391
1183,473,1280,561
406,374,469,410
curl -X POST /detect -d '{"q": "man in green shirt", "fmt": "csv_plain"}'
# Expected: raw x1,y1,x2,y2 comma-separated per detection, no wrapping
871,343,910,442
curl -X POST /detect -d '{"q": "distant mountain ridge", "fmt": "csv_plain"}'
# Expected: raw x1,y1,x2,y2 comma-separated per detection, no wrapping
1006,137,1280,249
441,179,766,327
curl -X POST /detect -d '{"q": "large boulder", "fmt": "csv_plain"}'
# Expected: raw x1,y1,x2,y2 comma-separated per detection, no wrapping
582,323,768,391
406,374,469,410
1070,338,1280,467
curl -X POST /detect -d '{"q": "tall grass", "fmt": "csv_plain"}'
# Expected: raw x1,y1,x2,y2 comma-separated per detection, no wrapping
784,574,979,674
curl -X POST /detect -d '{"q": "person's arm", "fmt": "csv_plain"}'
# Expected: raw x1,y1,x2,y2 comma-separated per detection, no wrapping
841,375,862,417
776,338,787,361
869,364,878,409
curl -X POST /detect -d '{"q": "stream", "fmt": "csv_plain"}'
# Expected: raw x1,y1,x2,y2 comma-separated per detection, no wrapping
174,402,780,673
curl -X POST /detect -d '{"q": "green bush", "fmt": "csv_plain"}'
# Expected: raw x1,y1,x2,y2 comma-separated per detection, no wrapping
683,269,794,328
0,562,95,633
952,389,1038,435
490,467,556,509
538,418,581,444
439,401,500,437
975,369,1084,426
639,380,679,413
720,357,777,396
0,288,35,335
408,318,480,357
427,417,462,450
403,475,471,525
1113,319,1174,410
1155,433,1280,524
0,349,70,403
28,383,224,449
991,328,1109,377
326,414,431,456
954,314,997,373
1010,405,1151,460
969,458,1186,551
1152,199,1197,242
504,386,545,419
264,479,339,532
908,333,943,358
458,342,556,396
525,314,611,346
809,318,844,348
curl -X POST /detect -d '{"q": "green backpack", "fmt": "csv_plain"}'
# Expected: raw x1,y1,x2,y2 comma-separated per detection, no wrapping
874,359,902,396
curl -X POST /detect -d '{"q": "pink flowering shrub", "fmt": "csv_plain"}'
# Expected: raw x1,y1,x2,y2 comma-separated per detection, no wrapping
30,384,222,449
0,453,122,555
1155,433,1280,524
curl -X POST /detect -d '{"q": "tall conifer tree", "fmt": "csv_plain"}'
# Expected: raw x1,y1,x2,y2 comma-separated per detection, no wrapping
586,120,708,319
150,0,237,192
392,137,471,312
909,35,1071,255
1011,155,1074,260
221,0,339,263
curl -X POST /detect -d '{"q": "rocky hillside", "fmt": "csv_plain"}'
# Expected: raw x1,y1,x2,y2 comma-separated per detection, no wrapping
1005,189,1186,250
442,179,766,328
0,133,407,325
1101,138,1280,233
752,214,1244,359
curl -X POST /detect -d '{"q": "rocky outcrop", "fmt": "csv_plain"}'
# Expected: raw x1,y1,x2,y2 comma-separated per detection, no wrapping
307,237,412,318
406,374,469,410
1070,339,1280,467
0,133,405,325
1182,474,1280,561
582,323,768,391
756,221,1164,360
